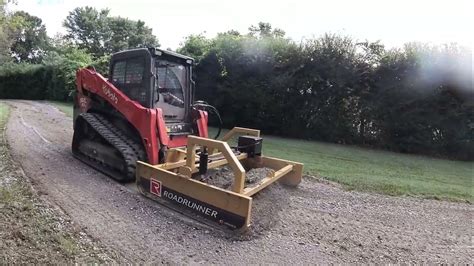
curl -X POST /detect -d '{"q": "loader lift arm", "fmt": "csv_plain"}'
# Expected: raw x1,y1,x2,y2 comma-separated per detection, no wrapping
75,68,208,165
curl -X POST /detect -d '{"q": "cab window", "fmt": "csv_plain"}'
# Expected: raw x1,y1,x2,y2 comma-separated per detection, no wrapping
111,57,147,106
112,58,145,84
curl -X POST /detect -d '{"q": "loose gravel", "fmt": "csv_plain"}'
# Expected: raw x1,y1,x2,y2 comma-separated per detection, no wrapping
3,100,472,264
201,166,273,189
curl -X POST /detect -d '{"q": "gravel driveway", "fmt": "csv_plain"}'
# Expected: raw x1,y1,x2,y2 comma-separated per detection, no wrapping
4,100,472,263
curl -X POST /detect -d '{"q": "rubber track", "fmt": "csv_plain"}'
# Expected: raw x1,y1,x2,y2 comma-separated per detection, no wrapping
94,114,147,161
80,113,141,181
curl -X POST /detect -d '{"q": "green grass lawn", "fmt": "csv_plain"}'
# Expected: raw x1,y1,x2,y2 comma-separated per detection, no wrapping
264,135,472,202
50,101,473,202
212,130,473,202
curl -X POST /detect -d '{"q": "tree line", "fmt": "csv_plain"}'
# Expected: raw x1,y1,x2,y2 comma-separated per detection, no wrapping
178,26,472,160
0,3,472,160
0,4,157,100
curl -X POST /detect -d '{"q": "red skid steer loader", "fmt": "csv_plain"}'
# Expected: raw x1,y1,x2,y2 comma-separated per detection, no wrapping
72,47,303,230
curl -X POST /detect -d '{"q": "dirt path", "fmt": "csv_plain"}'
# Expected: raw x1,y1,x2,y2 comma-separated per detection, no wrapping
0,103,114,264
4,100,472,263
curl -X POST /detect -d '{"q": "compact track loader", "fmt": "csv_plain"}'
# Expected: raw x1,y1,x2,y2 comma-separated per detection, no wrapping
73,48,303,230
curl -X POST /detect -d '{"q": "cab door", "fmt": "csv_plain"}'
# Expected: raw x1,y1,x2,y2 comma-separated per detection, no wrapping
109,49,153,107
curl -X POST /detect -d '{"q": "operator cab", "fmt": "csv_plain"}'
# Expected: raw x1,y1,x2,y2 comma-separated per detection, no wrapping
109,48,194,123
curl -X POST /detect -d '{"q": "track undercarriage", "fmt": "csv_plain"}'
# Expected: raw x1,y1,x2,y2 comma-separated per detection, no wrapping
72,113,145,182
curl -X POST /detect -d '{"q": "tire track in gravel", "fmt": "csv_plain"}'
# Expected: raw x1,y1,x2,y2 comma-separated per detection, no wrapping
4,100,473,264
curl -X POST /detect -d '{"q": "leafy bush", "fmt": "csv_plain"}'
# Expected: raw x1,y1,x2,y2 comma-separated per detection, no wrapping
0,47,92,101
180,32,473,160
43,47,92,100
0,21,471,160
0,63,48,99
91,54,110,77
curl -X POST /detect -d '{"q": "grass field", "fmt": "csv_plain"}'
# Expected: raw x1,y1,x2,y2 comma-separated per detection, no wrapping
50,101,473,202
264,135,472,202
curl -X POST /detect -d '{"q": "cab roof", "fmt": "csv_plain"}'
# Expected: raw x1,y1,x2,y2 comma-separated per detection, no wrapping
112,47,194,62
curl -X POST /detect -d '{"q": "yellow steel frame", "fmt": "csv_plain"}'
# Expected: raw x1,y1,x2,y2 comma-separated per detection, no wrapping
136,127,303,229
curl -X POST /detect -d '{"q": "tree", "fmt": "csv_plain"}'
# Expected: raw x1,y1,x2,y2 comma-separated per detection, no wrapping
248,22,285,38
43,44,93,100
177,33,211,63
0,0,9,62
63,6,158,57
352,41,385,144
105,16,158,54
372,44,473,158
180,28,297,130
0,0,17,63
10,11,48,63
63,6,110,57
127,19,158,49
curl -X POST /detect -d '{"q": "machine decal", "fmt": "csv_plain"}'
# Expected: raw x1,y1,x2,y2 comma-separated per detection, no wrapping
150,179,162,197
160,186,245,229
162,190,218,219
102,85,118,104
77,94,91,112
139,176,246,229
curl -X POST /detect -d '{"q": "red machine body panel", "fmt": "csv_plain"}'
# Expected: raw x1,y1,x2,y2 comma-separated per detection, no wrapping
75,68,208,164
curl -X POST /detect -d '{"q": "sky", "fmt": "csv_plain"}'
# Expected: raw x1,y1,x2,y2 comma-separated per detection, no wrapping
8,0,474,50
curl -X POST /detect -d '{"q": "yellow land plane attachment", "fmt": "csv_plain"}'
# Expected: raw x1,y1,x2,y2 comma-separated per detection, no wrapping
136,127,303,230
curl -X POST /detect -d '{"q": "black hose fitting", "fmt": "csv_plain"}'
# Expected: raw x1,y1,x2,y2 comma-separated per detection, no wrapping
199,147,208,175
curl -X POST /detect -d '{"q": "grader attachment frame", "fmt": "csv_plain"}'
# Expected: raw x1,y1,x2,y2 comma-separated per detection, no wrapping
136,127,303,230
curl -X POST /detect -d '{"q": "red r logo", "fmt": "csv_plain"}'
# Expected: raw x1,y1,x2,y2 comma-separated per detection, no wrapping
150,179,162,197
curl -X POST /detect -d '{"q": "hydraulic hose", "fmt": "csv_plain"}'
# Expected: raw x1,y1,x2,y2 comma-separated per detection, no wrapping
193,101,223,139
